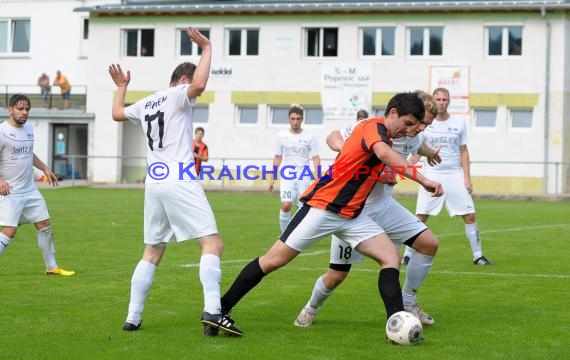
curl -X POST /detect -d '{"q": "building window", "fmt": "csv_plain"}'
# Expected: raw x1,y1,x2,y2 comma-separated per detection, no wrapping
408,27,442,56
374,108,387,117
487,26,522,56
305,27,338,57
193,105,209,124
123,28,154,57
304,107,324,125
474,109,497,128
237,106,258,125
361,27,395,57
270,106,291,125
510,109,532,129
179,28,210,56
0,19,30,54
226,28,259,57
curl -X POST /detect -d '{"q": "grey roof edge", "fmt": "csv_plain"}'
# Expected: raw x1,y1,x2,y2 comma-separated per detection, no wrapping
75,1,570,14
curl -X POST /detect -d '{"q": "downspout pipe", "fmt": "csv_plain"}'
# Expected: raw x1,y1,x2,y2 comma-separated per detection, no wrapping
541,5,551,194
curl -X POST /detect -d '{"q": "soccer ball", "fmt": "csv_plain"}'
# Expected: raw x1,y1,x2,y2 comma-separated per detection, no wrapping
386,311,423,345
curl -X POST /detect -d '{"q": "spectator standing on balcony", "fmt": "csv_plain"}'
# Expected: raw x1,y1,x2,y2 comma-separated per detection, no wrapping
37,73,51,108
53,70,71,110
193,127,209,176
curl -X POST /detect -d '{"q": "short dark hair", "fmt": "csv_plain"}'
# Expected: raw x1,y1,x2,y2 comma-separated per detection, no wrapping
289,106,304,117
356,109,369,120
384,92,425,121
195,126,205,134
170,62,197,86
9,94,31,108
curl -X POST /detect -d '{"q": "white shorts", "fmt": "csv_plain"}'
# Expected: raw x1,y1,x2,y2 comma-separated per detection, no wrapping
415,170,475,217
0,190,50,227
144,181,218,245
279,178,312,206
330,196,427,265
280,206,385,252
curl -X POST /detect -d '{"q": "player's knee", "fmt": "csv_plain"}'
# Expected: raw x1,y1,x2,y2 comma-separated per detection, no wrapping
35,219,51,231
414,231,439,256
281,202,293,212
323,270,348,289
463,213,476,223
2,227,17,238
200,235,224,256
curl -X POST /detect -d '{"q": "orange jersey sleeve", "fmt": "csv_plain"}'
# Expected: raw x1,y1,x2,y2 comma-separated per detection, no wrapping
300,117,392,218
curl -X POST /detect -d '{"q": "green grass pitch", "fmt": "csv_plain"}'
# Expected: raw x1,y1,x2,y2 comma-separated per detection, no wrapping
0,187,568,359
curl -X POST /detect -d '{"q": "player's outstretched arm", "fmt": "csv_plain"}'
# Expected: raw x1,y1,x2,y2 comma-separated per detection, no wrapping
33,153,58,187
372,141,443,196
187,27,211,99
108,64,131,121
417,143,442,166
269,155,282,192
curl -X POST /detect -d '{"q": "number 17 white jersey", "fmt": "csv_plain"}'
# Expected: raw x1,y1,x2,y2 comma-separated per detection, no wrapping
124,84,197,183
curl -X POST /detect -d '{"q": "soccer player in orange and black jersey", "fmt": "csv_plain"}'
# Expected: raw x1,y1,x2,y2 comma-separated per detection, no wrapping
193,127,209,175
300,116,399,219
220,92,443,331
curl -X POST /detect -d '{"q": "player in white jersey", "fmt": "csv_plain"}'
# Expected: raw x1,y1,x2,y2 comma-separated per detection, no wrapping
108,27,242,337
294,91,442,327
0,94,75,276
407,87,491,266
269,106,320,232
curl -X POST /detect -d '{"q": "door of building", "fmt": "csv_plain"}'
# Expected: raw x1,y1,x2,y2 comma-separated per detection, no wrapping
52,124,88,179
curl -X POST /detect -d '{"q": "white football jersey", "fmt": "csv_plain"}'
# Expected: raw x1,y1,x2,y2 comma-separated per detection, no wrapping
418,115,467,173
125,84,197,183
0,121,36,194
274,130,319,169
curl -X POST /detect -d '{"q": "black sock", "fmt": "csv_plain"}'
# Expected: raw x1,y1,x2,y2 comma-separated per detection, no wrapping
378,267,404,319
221,257,266,314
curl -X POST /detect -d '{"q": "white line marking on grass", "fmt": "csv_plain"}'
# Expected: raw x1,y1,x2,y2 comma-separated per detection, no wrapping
180,225,570,276
217,265,570,280
437,224,569,238
180,249,329,268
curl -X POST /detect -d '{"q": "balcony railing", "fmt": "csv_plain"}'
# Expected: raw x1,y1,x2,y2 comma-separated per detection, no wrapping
0,84,87,111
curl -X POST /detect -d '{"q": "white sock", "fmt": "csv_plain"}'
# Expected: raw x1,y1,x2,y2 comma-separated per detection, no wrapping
307,275,333,311
402,252,434,307
279,210,291,232
37,226,57,269
199,253,222,314
127,260,156,325
403,245,415,259
465,222,483,259
0,233,13,256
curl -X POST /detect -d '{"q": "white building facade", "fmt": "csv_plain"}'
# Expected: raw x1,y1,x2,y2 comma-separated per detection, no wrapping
1,0,569,194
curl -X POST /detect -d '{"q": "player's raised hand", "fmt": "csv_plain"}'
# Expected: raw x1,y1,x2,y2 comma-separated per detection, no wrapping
186,26,210,49
108,64,131,88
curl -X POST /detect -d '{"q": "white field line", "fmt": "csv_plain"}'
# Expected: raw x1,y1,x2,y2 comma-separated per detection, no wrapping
435,223,569,238
180,224,570,279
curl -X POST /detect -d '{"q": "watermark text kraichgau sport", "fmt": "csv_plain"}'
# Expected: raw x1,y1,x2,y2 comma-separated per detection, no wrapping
147,162,422,181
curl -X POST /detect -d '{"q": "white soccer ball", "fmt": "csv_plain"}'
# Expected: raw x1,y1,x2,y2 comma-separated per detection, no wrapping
386,311,423,345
